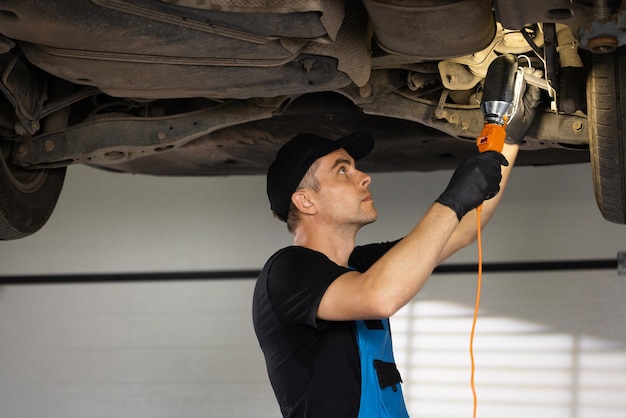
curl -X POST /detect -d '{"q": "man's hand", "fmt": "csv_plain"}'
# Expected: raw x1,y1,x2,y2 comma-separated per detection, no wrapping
436,151,508,220
506,69,542,145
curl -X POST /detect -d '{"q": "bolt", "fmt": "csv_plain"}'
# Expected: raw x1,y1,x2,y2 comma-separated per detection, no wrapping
571,120,584,132
593,0,611,21
44,139,55,151
302,59,315,72
359,83,372,98
157,131,166,140
15,144,28,157
14,122,26,135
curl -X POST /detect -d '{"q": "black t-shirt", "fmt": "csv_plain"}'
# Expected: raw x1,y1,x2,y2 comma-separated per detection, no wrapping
252,241,397,418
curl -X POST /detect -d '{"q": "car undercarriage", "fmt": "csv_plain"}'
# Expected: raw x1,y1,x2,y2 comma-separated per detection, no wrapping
1,0,625,239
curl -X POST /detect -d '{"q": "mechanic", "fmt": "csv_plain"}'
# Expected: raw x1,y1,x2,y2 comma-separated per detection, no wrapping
252,83,540,417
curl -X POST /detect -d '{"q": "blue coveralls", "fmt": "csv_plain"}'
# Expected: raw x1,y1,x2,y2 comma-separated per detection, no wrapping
355,319,409,417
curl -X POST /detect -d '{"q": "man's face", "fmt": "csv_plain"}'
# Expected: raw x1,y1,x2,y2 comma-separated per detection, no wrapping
309,148,378,228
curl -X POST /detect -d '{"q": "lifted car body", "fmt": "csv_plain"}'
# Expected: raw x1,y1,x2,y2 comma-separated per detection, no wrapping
0,0,625,239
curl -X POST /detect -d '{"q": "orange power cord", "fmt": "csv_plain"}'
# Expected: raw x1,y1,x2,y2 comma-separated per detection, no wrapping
470,204,484,418
471,119,506,417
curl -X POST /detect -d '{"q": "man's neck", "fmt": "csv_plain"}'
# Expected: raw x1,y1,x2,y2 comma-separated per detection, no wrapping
293,224,358,267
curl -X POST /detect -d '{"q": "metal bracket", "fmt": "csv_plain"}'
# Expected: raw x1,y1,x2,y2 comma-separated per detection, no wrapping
618,252,626,276
358,89,588,145
14,97,290,168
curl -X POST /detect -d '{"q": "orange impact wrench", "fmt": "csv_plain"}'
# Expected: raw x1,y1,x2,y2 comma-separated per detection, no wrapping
476,54,520,153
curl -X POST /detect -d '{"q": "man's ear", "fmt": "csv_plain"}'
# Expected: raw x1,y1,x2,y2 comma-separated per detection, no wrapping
291,190,317,215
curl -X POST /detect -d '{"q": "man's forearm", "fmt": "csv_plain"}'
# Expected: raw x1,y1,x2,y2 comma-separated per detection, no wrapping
359,202,461,316
436,144,519,263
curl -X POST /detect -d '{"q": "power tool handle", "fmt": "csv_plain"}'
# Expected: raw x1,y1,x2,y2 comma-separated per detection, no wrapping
476,123,506,153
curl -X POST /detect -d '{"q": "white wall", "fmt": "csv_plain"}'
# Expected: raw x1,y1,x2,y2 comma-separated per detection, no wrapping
0,161,625,417
0,280,277,418
1,161,624,274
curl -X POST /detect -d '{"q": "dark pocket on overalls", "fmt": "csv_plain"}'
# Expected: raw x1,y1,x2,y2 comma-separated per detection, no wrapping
373,360,403,392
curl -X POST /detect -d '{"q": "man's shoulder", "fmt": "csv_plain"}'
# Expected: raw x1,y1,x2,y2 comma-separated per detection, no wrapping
261,245,347,284
266,245,330,265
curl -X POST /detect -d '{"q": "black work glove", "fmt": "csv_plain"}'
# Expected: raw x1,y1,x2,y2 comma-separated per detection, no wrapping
505,69,542,144
436,151,509,220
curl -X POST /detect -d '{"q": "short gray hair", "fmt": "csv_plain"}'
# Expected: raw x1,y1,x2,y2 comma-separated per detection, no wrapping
285,159,321,233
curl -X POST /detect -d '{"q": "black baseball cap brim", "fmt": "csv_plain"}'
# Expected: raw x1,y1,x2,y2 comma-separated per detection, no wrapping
267,131,374,222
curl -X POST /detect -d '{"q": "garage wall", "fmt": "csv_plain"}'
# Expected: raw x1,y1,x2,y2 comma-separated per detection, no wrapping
0,280,276,418
0,161,625,417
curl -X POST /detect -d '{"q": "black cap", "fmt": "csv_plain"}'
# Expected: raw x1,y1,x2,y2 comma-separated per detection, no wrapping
267,131,374,222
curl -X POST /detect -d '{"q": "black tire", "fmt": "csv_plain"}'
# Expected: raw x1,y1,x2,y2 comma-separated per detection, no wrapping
587,47,626,224
0,141,66,240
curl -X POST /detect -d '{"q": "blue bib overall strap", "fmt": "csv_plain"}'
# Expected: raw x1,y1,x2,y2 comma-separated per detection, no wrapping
355,319,409,418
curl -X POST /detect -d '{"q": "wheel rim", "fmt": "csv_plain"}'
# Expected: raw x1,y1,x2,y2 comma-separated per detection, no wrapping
0,142,48,193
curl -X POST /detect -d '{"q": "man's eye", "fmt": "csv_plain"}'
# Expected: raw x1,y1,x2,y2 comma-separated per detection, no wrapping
339,167,347,174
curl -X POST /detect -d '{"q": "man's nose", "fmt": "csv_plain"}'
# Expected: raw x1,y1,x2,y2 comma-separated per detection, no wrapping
359,171,371,187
